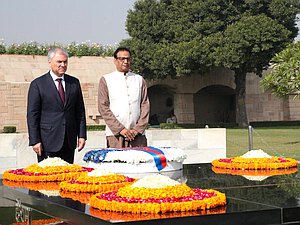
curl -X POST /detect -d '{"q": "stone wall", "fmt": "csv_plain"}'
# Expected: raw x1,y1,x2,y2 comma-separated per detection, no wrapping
245,72,286,122
0,54,298,132
0,82,29,132
147,68,289,124
0,54,116,131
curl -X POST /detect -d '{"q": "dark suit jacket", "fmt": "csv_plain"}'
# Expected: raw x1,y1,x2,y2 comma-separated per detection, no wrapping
27,72,87,153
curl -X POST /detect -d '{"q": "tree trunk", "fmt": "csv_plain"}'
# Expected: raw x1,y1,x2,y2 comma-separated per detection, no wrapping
234,69,248,128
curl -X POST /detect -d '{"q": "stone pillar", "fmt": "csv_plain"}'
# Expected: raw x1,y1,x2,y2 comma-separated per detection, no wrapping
282,96,290,120
174,93,195,124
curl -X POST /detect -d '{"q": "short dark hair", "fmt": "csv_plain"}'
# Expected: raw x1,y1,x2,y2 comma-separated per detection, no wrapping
113,47,131,59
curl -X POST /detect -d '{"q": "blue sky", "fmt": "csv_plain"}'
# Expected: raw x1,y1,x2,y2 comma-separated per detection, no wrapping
0,0,136,46
0,1,299,46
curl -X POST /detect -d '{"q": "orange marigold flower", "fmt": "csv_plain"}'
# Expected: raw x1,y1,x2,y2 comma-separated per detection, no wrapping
2,165,91,182
212,157,298,170
10,219,63,225
59,173,135,193
89,188,226,214
117,183,193,199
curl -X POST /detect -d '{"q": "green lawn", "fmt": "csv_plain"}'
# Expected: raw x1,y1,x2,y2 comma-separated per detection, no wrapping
226,126,300,160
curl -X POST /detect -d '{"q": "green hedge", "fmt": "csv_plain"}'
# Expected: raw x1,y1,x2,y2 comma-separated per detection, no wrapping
87,125,106,131
249,120,300,127
85,121,300,131
0,42,116,57
3,126,16,133
87,123,237,131
160,121,300,129
159,122,238,129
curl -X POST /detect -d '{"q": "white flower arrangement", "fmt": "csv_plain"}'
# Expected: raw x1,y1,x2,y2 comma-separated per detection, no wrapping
103,147,187,164
87,168,114,177
241,149,272,158
37,157,69,167
131,174,180,188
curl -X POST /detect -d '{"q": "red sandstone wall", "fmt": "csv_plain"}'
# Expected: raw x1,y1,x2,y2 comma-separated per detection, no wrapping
0,54,297,132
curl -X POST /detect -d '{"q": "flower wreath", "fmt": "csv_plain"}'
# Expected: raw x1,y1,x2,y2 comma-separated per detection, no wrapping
212,156,298,170
90,183,226,214
10,219,67,225
3,180,60,191
212,166,298,176
59,191,94,204
3,164,93,182
59,173,135,193
89,206,226,221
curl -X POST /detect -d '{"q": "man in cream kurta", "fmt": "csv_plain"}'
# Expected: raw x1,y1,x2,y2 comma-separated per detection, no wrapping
98,47,150,148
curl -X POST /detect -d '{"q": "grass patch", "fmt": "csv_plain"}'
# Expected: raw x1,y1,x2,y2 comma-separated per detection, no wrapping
226,126,300,160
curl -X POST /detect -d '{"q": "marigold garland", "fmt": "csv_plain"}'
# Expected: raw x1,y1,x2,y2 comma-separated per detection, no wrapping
59,173,135,193
89,206,226,221
90,187,226,214
59,191,94,204
212,166,298,176
3,180,60,191
3,165,93,182
212,157,298,170
117,183,194,199
10,218,68,225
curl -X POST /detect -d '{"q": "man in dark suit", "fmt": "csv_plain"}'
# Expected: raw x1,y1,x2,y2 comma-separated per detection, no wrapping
27,48,86,163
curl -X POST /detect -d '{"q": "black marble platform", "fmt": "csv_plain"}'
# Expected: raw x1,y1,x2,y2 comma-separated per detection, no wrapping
1,163,300,225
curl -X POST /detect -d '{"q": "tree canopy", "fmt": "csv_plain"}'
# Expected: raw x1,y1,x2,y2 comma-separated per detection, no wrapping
261,42,300,97
122,0,300,127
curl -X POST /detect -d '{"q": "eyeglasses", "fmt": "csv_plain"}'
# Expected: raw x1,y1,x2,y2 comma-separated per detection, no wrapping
116,57,131,62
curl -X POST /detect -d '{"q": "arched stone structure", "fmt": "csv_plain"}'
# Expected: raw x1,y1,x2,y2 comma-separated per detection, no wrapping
148,68,236,124
194,85,236,124
148,85,175,124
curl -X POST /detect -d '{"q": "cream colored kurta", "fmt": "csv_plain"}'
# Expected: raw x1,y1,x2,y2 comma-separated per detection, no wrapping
98,70,150,137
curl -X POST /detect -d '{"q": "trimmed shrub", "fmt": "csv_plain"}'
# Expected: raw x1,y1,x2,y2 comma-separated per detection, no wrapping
0,44,5,54
87,125,106,131
3,126,16,133
159,122,237,129
249,120,300,127
2,42,116,57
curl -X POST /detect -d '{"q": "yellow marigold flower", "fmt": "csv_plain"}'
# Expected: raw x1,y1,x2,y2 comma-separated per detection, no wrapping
117,183,193,199
212,156,298,170
59,173,135,193
89,188,226,214
2,165,90,182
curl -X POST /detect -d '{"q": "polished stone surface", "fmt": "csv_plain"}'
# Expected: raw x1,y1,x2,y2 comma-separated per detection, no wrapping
1,163,300,225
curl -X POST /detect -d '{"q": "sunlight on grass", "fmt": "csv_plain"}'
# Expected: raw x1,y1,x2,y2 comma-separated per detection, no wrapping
226,126,300,160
